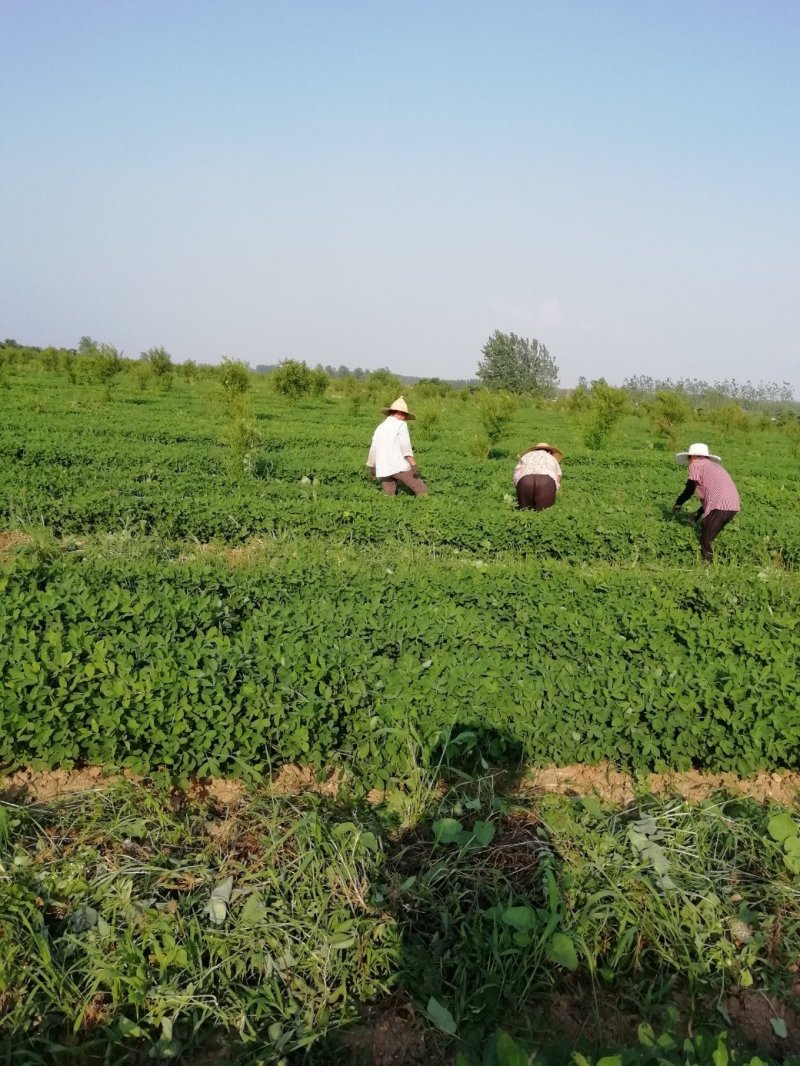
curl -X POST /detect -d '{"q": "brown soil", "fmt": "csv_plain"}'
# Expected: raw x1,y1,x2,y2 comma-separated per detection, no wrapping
518,762,800,807
2,761,799,809
341,994,442,1065
538,988,800,1055
0,530,31,558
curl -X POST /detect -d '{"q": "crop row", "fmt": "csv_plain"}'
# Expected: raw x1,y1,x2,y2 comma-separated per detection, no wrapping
2,555,798,782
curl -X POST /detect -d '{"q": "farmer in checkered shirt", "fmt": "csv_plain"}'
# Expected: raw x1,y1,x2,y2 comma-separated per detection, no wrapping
672,443,741,562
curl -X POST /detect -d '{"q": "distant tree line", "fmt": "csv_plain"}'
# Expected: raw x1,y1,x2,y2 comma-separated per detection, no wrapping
622,374,794,408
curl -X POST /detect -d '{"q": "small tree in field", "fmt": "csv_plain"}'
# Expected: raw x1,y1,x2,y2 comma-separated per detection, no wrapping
219,358,251,398
477,331,559,396
272,359,314,402
648,389,689,448
92,343,123,400
584,379,628,450
309,367,330,398
473,390,517,458
144,346,173,390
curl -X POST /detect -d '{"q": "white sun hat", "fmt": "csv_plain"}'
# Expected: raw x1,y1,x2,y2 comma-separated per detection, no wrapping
676,442,721,465
381,396,416,420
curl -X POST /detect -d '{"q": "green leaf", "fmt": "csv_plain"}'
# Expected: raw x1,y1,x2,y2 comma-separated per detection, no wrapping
432,818,463,844
501,905,537,932
426,996,457,1035
546,932,579,971
494,1028,530,1066
784,852,800,875
596,1057,622,1066
637,1022,655,1047
770,1017,787,1039
70,904,99,933
767,814,797,842
205,876,233,924
712,1037,729,1066
117,1016,146,1038
240,892,266,925
739,969,753,988
360,831,380,853
472,820,496,846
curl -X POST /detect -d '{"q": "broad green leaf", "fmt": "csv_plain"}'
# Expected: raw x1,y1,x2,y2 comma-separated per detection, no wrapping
546,932,579,971
494,1028,529,1066
501,906,537,932
71,904,99,933
712,1037,729,1066
767,814,797,842
596,1057,622,1066
117,1016,146,1038
770,1017,787,1039
240,892,266,925
784,852,800,874
432,818,463,844
205,876,234,924
360,831,379,853
426,996,457,1035
472,820,495,846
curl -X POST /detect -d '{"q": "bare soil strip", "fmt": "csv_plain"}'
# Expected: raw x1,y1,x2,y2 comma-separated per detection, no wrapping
2,761,798,806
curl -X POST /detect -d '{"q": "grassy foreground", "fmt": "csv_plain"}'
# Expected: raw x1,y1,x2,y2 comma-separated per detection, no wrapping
1,774,799,1064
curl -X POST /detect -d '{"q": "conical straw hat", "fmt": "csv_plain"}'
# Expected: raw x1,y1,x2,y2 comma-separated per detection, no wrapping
381,396,416,420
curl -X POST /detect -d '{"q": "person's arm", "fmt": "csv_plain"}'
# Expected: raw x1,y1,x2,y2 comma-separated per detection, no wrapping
673,478,697,511
366,442,376,478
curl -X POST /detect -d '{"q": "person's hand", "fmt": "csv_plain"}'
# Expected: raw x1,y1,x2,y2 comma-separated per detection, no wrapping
410,465,420,478
672,504,682,513
367,467,376,479
692,508,703,523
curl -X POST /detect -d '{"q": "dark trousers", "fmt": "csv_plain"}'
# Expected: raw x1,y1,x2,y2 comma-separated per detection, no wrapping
381,471,428,496
699,509,737,562
516,474,557,511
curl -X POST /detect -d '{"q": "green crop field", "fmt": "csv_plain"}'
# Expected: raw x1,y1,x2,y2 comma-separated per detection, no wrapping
1,348,799,1064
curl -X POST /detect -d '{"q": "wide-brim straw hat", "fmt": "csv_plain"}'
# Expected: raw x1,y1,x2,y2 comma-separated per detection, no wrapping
381,396,415,420
676,442,721,465
522,442,564,462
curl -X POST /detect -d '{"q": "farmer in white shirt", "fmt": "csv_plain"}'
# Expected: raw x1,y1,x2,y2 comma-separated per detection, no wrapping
366,397,428,495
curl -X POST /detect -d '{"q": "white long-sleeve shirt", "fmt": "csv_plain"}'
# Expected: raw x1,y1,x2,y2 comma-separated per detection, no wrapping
366,417,413,478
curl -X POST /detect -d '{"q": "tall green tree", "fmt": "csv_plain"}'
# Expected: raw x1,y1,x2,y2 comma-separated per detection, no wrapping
477,330,559,396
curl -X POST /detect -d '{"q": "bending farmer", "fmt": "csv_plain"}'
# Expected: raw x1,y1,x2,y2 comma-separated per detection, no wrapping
366,397,428,495
513,442,563,510
672,442,740,562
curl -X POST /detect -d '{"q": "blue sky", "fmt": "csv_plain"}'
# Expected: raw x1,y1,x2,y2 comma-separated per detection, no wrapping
2,1,798,388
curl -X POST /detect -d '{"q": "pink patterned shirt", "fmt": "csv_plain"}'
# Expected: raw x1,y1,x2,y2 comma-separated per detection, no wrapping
688,458,740,516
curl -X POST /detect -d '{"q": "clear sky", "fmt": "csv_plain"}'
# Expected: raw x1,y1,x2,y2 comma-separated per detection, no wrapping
2,1,798,389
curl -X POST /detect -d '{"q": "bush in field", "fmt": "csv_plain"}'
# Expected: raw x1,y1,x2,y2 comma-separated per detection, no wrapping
566,379,592,413
648,389,690,448
61,349,78,383
91,343,124,400
143,346,173,390
712,402,751,436
413,400,444,440
132,361,152,391
584,379,628,450
474,389,517,458
219,357,251,398
309,367,330,398
181,359,199,382
272,359,314,401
